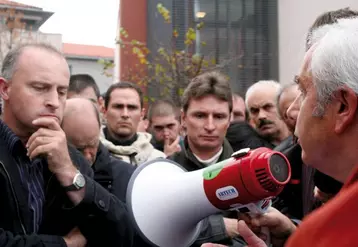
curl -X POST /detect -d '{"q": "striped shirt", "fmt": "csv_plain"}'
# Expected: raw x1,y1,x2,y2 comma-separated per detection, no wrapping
0,120,45,233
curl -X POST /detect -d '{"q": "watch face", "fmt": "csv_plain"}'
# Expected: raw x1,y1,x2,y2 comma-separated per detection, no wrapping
75,174,86,188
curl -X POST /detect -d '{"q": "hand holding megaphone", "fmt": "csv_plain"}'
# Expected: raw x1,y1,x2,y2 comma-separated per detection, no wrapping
127,147,291,247
201,220,268,247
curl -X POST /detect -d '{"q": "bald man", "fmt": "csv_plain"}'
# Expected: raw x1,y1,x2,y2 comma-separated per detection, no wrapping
63,99,151,247
62,98,135,203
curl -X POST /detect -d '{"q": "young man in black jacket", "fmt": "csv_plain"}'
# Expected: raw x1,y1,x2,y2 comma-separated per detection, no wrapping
169,71,246,247
0,43,133,247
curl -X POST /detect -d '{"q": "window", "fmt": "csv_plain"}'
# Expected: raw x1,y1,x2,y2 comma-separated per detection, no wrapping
171,0,278,93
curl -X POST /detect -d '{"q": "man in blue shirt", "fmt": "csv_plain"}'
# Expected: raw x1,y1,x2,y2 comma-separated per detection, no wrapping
0,43,133,247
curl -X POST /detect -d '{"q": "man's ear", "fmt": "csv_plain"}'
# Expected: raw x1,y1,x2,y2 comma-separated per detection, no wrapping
141,108,146,119
333,87,358,134
181,109,186,128
97,96,105,113
0,78,10,101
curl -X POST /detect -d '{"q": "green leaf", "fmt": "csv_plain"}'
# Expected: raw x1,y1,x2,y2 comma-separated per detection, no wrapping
196,22,204,30
143,95,149,103
178,88,184,96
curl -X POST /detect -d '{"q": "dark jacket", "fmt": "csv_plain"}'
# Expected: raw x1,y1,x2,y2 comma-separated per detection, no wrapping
169,138,246,246
92,143,150,247
93,142,135,203
274,137,342,218
226,122,274,152
274,136,319,219
314,171,342,195
0,139,134,247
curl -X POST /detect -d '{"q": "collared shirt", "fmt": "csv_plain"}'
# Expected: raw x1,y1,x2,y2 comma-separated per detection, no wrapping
0,120,45,233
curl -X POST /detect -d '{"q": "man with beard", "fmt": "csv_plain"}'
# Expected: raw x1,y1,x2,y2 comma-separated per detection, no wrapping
245,80,290,146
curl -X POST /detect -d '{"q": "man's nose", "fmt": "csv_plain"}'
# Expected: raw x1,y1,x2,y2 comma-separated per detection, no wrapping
163,128,170,137
258,109,267,120
45,90,60,109
121,107,129,118
204,116,216,131
83,148,95,164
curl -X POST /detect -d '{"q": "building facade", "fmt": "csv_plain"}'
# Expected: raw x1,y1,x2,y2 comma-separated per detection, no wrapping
63,43,114,93
118,0,278,95
118,0,358,94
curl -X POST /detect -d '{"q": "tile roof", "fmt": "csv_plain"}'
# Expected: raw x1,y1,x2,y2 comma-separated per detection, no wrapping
0,0,41,10
63,43,114,59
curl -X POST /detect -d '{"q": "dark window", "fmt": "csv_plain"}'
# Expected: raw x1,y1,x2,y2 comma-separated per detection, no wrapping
172,0,279,93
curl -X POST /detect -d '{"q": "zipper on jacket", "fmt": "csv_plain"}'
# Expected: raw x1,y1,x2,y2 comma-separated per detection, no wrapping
0,161,27,235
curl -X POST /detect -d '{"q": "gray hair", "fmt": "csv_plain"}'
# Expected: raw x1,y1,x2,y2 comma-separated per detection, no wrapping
309,17,358,116
1,43,62,81
245,80,281,108
276,82,297,119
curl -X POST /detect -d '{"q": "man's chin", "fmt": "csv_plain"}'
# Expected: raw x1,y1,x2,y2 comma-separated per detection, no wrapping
116,130,135,139
258,131,275,140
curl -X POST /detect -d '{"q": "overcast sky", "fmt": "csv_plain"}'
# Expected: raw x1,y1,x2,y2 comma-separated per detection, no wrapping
17,0,119,48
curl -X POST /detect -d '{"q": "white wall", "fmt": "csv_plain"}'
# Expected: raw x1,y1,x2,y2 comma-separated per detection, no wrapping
278,0,358,84
66,57,114,93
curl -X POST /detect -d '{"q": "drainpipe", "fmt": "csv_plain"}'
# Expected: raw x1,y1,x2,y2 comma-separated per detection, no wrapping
113,0,121,83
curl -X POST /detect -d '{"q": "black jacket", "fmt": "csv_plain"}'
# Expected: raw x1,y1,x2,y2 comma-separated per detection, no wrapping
169,139,246,247
274,137,342,218
93,142,135,203
0,139,134,247
93,143,153,247
226,122,274,152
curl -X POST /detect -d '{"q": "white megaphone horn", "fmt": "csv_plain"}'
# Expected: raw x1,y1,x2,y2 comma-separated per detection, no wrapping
126,147,291,247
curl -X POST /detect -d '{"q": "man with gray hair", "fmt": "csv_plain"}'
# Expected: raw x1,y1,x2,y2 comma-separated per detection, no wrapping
276,83,300,134
202,16,358,247
245,80,290,146
0,43,133,247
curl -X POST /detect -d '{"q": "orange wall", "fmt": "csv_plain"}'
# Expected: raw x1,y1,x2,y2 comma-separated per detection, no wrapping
119,0,148,109
119,0,147,82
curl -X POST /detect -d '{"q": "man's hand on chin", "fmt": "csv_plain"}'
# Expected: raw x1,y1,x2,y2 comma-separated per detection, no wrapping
27,117,85,204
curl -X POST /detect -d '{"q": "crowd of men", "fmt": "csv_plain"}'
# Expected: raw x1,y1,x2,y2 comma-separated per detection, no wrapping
0,6,357,247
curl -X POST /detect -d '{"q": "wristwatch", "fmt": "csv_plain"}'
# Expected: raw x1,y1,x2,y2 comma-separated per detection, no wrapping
63,170,86,192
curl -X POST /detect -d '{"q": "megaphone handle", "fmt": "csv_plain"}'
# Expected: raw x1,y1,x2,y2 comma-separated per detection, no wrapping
261,226,271,246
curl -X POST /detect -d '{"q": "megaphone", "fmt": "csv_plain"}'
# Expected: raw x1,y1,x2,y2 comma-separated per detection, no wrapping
127,147,291,247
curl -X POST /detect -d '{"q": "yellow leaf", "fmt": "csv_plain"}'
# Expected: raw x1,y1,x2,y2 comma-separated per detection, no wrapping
132,47,140,54
186,28,196,41
140,58,147,64
173,29,179,38
155,64,161,76
178,88,184,96
201,41,207,46
196,22,204,30
192,53,201,63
